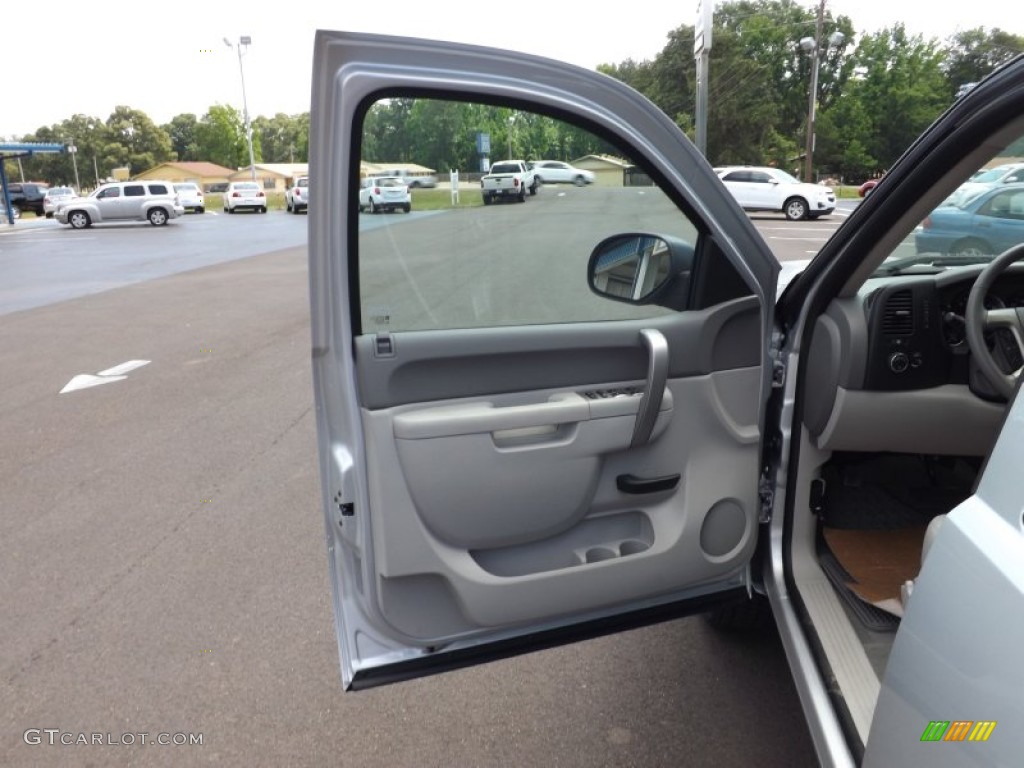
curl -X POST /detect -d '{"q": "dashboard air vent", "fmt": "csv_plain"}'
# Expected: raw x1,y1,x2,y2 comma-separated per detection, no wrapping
882,290,914,336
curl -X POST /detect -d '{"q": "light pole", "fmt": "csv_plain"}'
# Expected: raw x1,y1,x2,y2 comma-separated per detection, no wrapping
66,140,81,193
224,36,258,181
799,9,843,183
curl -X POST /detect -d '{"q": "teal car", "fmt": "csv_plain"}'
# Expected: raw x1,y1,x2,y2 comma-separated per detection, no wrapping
916,182,1024,257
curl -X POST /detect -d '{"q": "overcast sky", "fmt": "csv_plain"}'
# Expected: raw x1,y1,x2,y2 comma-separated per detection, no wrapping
5,0,1020,138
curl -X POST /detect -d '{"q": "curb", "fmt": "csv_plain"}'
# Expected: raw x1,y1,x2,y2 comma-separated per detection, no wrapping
0,219,60,236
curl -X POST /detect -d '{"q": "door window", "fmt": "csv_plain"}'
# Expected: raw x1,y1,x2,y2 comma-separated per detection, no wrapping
357,98,702,334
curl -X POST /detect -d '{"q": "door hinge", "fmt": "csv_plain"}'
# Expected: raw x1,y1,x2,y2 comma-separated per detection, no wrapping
771,359,786,388
769,330,787,388
333,490,355,525
809,477,826,522
758,469,775,523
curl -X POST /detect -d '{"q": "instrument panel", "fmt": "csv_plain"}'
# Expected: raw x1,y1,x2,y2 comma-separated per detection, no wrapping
862,268,1024,392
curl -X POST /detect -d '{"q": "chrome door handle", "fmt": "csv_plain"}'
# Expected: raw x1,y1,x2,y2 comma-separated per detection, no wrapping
631,328,668,447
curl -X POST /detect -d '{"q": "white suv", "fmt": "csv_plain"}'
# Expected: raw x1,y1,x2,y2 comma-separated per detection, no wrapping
55,181,184,229
285,177,309,214
715,165,835,220
531,160,595,186
358,176,411,213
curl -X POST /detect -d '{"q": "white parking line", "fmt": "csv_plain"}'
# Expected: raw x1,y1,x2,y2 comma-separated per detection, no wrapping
2,237,96,244
759,226,835,232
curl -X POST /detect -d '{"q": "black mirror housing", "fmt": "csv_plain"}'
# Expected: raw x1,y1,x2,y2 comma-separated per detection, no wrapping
587,233,695,310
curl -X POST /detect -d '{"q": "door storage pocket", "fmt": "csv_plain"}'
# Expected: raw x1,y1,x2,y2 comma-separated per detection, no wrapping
470,511,654,577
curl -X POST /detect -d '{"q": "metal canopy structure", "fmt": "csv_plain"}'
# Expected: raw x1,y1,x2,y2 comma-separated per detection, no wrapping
1,142,66,225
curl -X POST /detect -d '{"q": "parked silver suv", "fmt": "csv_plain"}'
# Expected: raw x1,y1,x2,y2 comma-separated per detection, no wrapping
55,181,185,229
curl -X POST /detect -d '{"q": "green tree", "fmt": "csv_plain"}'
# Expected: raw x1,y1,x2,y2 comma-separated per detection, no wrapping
195,105,257,169
359,98,614,175
943,27,1024,93
818,86,879,179
403,100,477,170
598,0,855,171
104,106,175,175
848,25,948,169
253,112,308,163
362,98,416,163
164,114,200,162
598,58,657,98
647,27,697,131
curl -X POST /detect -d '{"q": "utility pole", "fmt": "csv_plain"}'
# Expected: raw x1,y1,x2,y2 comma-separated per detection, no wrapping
803,0,825,183
67,140,81,193
694,1,713,157
224,36,258,181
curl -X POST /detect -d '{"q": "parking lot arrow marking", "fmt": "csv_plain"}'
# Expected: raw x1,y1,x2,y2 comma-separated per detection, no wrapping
60,360,151,394
97,359,151,377
60,374,128,393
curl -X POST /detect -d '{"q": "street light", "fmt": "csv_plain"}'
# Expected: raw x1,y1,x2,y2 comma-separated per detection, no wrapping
799,29,844,183
223,35,257,181
65,139,81,194
506,113,517,157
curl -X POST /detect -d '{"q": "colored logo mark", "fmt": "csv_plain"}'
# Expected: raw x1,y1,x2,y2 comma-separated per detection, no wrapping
921,721,996,743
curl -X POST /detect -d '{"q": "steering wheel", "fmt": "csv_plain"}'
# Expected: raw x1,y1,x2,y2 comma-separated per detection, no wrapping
965,242,1024,399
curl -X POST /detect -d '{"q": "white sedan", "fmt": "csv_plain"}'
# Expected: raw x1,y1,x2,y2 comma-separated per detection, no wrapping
223,181,267,214
531,160,595,186
173,183,205,214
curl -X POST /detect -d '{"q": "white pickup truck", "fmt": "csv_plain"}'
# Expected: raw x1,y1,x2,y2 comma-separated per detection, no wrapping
480,160,538,204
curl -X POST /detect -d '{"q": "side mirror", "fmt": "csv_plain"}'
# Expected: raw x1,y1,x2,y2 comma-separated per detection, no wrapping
587,233,694,310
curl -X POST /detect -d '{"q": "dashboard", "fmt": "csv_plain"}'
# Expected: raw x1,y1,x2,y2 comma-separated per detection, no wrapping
862,267,1024,392
803,264,1022,457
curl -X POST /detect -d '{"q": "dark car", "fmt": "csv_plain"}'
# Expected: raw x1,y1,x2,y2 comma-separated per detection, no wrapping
915,182,1024,256
858,179,880,197
4,182,49,216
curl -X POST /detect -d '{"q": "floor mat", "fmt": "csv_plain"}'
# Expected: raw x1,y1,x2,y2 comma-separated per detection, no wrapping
819,456,972,530
822,526,927,620
818,549,901,632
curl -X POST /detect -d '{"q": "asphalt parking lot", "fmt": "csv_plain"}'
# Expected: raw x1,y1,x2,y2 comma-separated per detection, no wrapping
1,207,822,767
750,200,858,261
